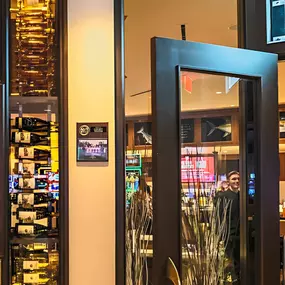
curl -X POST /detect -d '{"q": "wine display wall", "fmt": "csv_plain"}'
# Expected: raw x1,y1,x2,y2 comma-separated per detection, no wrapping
8,0,60,284
10,0,56,97
9,115,60,285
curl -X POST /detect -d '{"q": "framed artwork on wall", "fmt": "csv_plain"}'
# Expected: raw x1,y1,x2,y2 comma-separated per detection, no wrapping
201,116,232,142
134,122,152,145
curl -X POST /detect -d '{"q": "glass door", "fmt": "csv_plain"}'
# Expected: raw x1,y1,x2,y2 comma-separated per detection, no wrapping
151,37,279,285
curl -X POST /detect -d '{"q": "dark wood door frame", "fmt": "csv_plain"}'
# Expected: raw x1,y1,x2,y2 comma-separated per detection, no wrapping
151,37,279,285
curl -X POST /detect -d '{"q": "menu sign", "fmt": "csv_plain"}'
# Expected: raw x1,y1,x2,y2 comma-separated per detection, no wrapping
77,122,108,162
181,118,194,143
126,154,141,168
181,155,215,182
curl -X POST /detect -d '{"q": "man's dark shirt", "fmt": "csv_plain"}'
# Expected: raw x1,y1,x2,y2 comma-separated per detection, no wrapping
215,189,240,238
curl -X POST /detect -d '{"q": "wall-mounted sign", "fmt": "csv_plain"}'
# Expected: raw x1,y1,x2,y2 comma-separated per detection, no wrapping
181,118,194,143
126,154,141,168
77,122,108,162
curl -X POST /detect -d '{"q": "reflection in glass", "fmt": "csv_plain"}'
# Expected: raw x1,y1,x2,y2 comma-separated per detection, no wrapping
180,72,242,284
125,93,153,283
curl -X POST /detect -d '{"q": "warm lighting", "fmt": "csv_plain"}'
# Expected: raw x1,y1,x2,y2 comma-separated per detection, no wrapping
216,91,222,94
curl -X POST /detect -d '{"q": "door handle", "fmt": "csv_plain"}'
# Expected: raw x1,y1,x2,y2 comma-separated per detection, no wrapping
166,257,181,285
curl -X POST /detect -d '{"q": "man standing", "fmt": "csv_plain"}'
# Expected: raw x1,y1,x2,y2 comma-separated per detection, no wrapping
216,171,240,284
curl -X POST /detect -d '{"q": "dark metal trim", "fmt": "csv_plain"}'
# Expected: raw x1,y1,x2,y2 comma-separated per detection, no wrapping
114,0,126,284
243,0,285,60
0,0,10,283
57,0,69,284
0,82,9,285
151,37,279,285
239,79,259,284
238,0,246,48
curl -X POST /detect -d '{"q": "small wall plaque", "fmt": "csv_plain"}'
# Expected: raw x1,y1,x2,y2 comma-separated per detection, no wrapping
77,122,108,162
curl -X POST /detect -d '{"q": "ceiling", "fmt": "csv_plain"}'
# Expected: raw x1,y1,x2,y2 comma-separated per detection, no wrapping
124,0,285,116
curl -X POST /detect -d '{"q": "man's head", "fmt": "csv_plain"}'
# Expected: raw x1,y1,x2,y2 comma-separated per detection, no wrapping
227,171,240,191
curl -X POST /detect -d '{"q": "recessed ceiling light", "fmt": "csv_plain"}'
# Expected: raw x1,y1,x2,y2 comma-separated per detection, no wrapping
216,91,222,94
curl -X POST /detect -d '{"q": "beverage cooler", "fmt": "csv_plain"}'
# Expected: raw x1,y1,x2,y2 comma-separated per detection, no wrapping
0,0,68,284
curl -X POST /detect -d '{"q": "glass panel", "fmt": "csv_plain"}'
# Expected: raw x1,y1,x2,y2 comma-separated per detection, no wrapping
179,71,256,284
9,0,59,284
125,83,153,283
125,1,239,283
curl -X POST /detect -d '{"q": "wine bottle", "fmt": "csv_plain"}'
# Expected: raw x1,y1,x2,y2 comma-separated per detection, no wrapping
12,132,50,145
17,26,44,32
22,90,49,97
17,11,44,17
15,162,41,175
21,39,46,46
25,243,48,251
23,259,49,270
16,223,48,236
16,147,50,160
15,117,51,131
16,177,48,190
16,193,34,208
21,70,45,77
23,260,39,270
17,207,48,223
23,272,40,283
23,272,50,284
16,192,54,207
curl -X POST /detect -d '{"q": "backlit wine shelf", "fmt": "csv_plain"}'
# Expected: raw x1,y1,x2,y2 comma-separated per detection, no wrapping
9,0,60,284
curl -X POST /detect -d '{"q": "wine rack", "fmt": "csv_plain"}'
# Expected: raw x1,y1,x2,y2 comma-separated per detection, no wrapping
8,0,60,284
10,0,56,97
9,110,60,284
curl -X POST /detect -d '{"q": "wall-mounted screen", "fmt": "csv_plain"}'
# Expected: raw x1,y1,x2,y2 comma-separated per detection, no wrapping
267,0,285,44
181,155,215,183
77,123,109,162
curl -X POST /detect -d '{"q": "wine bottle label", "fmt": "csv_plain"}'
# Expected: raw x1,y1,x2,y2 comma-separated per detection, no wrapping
18,193,34,207
18,211,37,223
16,162,35,175
23,273,39,283
33,243,47,250
18,147,34,159
49,252,59,264
14,132,31,143
51,216,57,229
23,260,39,270
18,225,34,235
19,178,35,189
18,118,23,129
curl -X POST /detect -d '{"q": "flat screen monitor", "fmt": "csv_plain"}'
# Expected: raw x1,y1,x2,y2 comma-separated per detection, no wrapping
181,155,215,183
267,0,285,44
